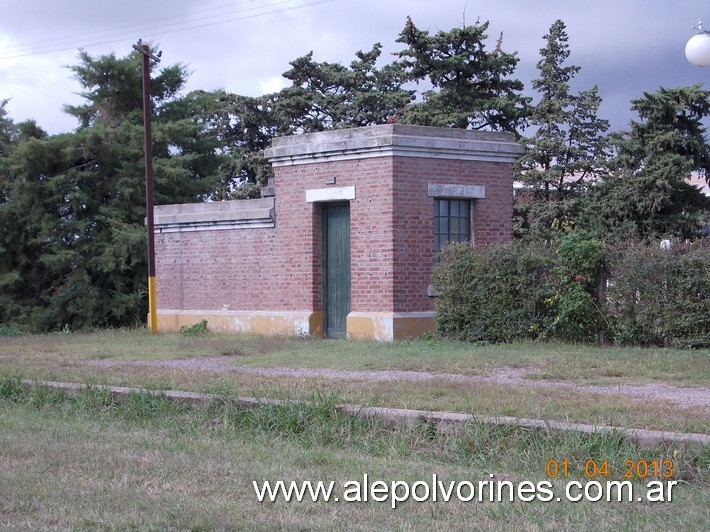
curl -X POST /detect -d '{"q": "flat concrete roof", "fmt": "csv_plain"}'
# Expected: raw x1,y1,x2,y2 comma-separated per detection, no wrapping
265,124,523,166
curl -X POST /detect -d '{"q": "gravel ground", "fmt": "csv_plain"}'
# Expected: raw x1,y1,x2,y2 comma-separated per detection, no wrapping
87,357,710,409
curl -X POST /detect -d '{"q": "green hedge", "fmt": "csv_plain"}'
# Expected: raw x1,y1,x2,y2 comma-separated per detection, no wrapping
606,240,709,348
433,236,709,347
433,241,555,343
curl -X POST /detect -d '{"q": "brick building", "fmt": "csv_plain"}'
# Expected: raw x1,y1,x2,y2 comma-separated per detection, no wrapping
154,124,522,340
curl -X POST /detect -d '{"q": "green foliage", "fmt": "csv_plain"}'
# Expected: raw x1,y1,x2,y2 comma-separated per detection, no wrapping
264,16,530,136
277,44,413,132
4,375,706,492
230,392,362,444
180,319,208,336
433,241,555,342
395,17,529,131
167,90,280,199
0,100,15,158
2,19,708,336
228,182,262,200
0,323,22,336
0,49,224,332
515,20,610,240
606,239,710,347
0,374,25,401
434,235,706,346
582,85,710,241
549,234,606,342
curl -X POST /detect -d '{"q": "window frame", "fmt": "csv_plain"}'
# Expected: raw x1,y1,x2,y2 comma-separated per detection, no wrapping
433,197,473,253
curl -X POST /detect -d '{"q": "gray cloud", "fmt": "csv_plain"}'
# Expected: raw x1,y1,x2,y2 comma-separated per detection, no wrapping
1,0,708,134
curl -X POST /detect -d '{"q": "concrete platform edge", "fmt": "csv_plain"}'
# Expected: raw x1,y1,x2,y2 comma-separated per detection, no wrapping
21,379,708,451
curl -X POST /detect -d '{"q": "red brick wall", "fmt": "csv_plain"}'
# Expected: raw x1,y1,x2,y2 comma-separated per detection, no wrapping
270,164,322,311
155,154,513,317
391,157,514,313
272,157,395,314
155,228,278,311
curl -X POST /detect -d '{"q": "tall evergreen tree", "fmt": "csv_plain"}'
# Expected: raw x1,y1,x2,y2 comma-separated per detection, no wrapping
395,17,529,131
275,44,413,133
515,20,610,239
0,101,14,207
168,90,286,200
0,49,224,331
582,85,710,240
0,100,15,157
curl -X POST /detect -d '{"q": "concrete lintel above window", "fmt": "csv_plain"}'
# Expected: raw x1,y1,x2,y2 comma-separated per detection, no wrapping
305,186,356,203
427,183,485,199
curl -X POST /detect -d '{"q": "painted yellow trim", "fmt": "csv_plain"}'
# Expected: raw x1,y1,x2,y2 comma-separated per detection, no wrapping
347,312,435,341
156,310,322,338
148,276,158,333
155,310,433,341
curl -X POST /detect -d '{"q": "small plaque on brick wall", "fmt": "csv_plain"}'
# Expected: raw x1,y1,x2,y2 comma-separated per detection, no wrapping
325,176,337,185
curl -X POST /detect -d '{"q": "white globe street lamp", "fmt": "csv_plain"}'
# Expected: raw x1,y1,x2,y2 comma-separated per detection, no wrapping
686,20,710,66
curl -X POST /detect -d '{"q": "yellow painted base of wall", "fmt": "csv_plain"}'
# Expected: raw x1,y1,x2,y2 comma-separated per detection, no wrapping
346,312,435,341
157,309,433,341
157,310,323,337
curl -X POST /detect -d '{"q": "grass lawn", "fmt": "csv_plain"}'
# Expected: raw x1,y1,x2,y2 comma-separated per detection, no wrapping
1,382,708,531
0,329,708,433
2,329,708,384
0,331,708,529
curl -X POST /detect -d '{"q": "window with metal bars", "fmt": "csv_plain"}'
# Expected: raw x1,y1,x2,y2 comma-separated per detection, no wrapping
433,198,471,252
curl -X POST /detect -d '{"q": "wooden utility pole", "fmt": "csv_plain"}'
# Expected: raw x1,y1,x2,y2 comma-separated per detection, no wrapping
132,40,161,333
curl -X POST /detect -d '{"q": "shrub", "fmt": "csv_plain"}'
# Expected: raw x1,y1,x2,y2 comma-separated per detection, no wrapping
549,234,607,342
433,235,707,347
433,241,555,342
180,319,209,337
0,323,22,337
606,239,709,347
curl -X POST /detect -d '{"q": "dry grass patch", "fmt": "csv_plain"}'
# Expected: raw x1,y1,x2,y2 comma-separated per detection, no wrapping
1,330,708,434
1,329,708,384
2,360,707,434
1,382,708,530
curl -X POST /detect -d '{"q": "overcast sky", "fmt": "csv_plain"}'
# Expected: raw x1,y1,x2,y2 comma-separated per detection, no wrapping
1,0,709,135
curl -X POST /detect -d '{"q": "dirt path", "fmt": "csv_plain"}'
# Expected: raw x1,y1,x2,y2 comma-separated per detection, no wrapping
87,357,710,409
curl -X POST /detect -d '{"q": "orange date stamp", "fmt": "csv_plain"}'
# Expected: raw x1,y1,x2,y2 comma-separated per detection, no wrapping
546,459,674,479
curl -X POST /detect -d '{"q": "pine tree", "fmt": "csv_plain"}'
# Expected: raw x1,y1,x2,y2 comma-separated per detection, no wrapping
275,44,413,133
515,20,610,240
0,49,224,331
0,100,15,156
584,85,710,240
168,89,284,200
395,16,529,131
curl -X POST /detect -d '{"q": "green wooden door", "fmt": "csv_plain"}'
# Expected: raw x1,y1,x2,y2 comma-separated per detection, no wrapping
323,204,351,338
